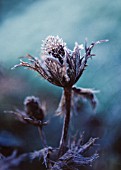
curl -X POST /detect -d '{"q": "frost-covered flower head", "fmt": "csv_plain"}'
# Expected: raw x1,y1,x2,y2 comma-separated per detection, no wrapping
13,35,108,87
41,35,66,60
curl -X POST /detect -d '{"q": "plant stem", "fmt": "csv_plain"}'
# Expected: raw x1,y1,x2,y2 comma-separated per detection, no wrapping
38,126,47,147
59,87,72,157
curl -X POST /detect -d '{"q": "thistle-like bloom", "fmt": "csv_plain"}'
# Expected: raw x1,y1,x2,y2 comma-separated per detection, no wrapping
24,96,45,121
13,36,108,87
7,96,47,127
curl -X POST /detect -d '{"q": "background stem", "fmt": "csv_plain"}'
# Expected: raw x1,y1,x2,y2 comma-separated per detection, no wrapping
59,87,72,157
38,126,47,147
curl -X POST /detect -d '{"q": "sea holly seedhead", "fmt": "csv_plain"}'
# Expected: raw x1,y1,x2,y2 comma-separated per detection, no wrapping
6,96,47,127
24,96,45,121
13,36,108,88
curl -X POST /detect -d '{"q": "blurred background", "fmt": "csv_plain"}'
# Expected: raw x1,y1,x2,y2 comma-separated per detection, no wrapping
0,0,121,169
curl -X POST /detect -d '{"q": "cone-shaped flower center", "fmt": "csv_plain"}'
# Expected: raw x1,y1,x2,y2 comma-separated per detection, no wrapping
41,35,66,64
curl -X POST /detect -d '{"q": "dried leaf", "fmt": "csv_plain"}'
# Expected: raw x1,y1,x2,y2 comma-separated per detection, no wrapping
72,86,99,109
29,147,52,167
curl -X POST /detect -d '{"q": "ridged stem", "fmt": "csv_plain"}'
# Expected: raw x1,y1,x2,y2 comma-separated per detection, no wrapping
59,87,72,157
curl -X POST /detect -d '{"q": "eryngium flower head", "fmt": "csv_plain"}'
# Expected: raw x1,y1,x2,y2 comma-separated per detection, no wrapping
24,96,44,121
41,35,66,63
6,96,47,127
13,36,108,87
